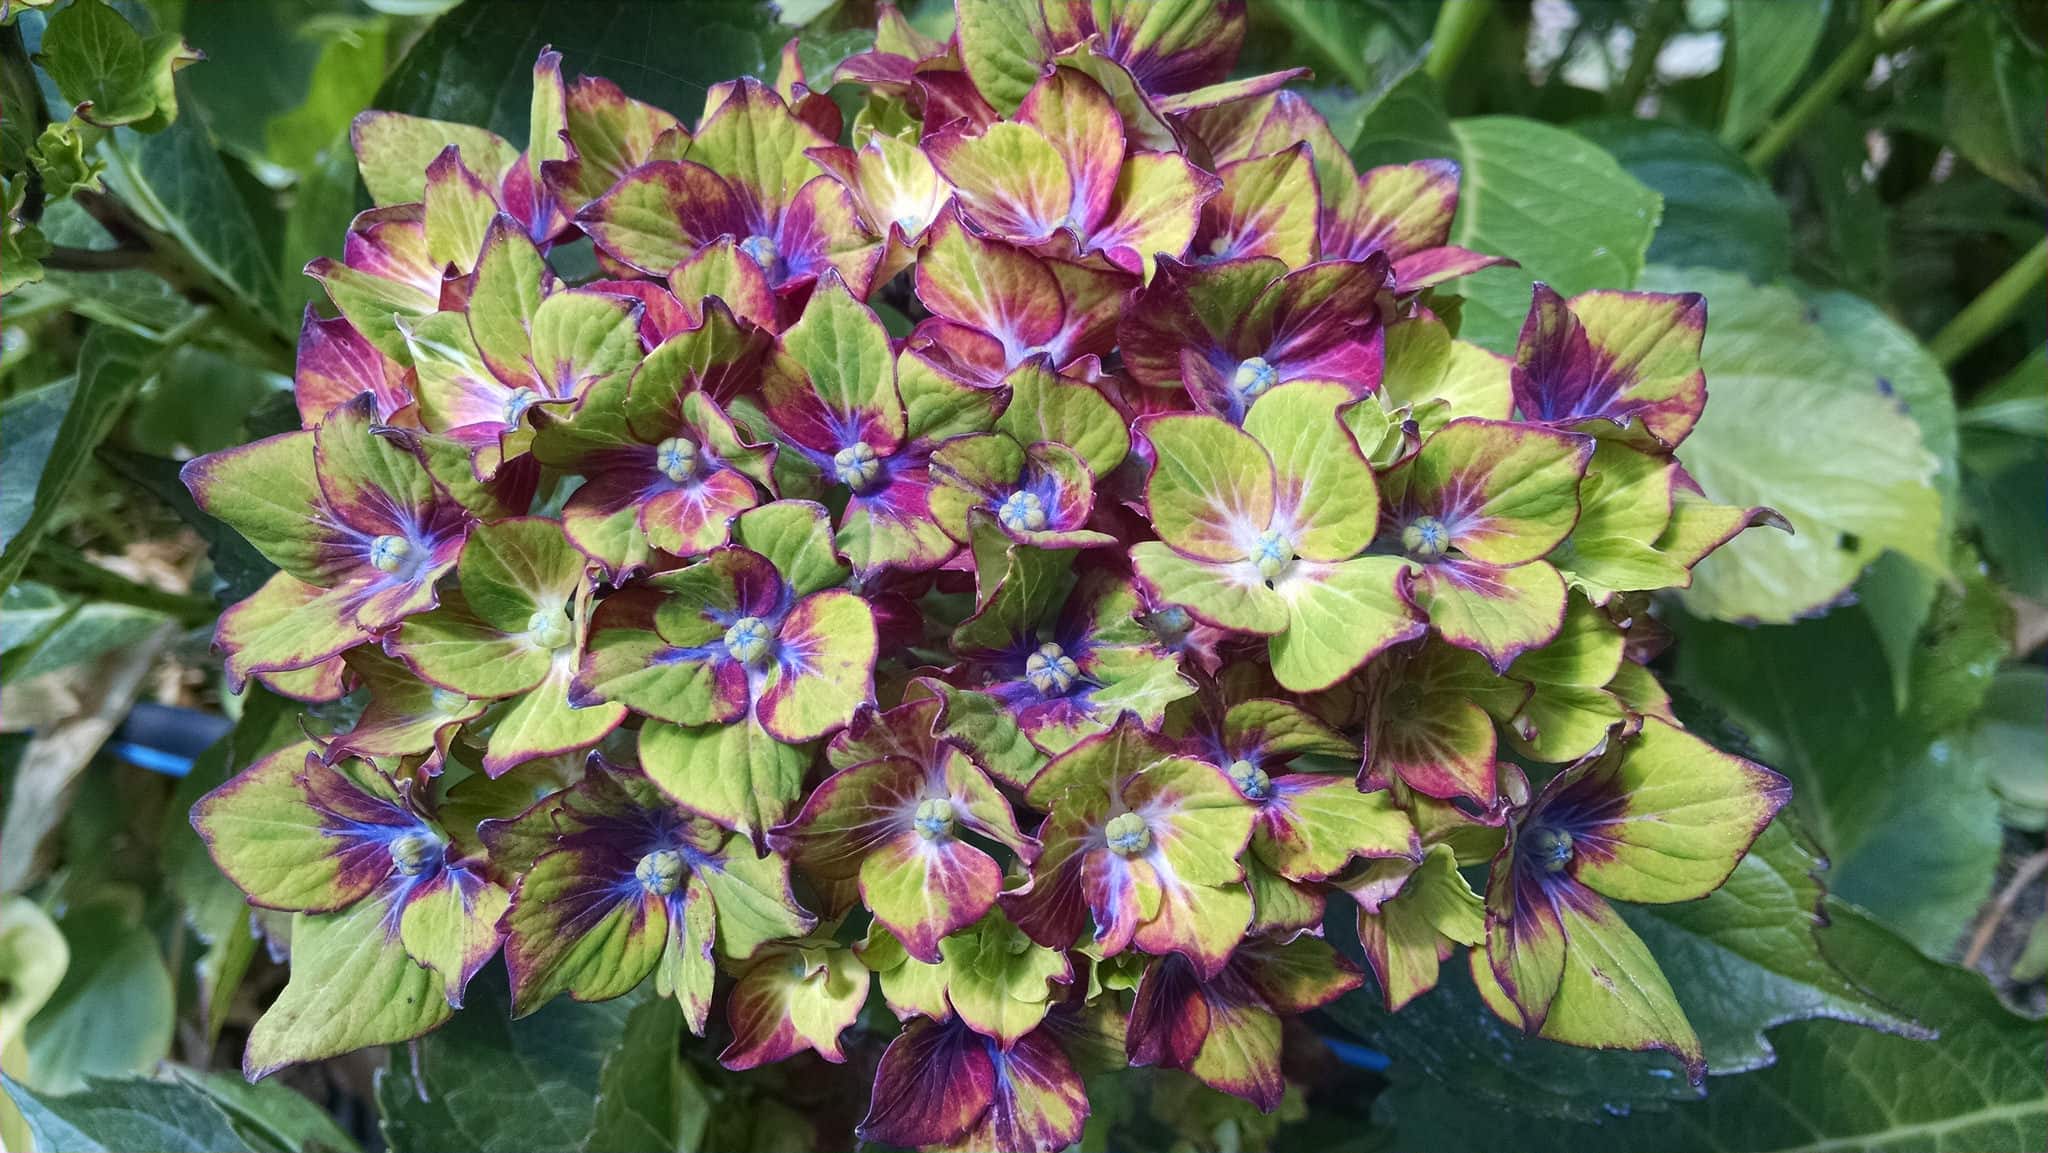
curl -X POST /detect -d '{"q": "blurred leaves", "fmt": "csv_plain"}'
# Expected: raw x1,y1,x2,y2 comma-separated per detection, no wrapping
34,0,197,131
19,896,173,1094
1717,0,1829,146
2,1074,256,1153
1575,117,1789,284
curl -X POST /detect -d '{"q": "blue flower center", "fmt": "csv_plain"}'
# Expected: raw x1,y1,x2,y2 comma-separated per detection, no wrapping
1104,811,1151,857
526,607,572,651
656,436,699,484
1248,530,1294,580
738,234,780,271
723,616,776,666
998,490,1048,533
1527,826,1574,873
1232,356,1278,399
1024,642,1079,696
913,796,956,841
369,534,412,574
1403,515,1449,561
635,848,684,896
1227,758,1271,800
833,441,882,491
389,830,440,876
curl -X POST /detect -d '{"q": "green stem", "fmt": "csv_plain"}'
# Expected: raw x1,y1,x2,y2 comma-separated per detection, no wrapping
37,540,220,627
1613,0,1683,111
1929,235,2047,368
1425,0,1494,83
1745,0,1964,168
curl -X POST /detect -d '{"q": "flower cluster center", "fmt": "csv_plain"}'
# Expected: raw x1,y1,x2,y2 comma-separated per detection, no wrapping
526,607,573,651
724,616,777,666
1232,355,1278,399
635,848,685,896
368,534,412,574
1104,811,1152,857
998,489,1048,532
656,436,699,483
1248,530,1295,581
1227,758,1272,800
1025,642,1079,696
1527,826,1575,873
1403,515,1450,561
913,796,956,841
389,830,441,876
833,441,882,491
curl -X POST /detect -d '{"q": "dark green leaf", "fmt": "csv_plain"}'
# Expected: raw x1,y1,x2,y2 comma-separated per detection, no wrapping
0,326,162,598
1799,105,1890,299
2,1074,254,1153
1963,667,2048,831
375,0,785,145
1325,939,1702,1122
376,964,635,1153
1574,117,1791,284
1378,903,2048,1152
1718,0,1830,146
584,994,712,1153
1902,564,2015,737
20,898,174,1093
98,81,289,324
1621,818,1927,1075
0,601,170,685
1349,59,1455,171
1944,6,2047,202
126,344,290,457
176,1068,363,1153
1671,608,2001,955
0,379,73,552
35,0,194,130
32,198,202,338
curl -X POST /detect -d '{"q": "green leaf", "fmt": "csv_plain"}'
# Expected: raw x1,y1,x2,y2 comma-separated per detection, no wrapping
177,1068,363,1153
376,966,633,1153
1638,266,1944,624
585,994,712,1153
2,1075,254,1153
0,382,70,554
0,897,67,1054
1804,285,1958,509
1377,903,2048,1153
1671,608,2000,955
1349,58,1456,171
377,0,783,145
35,0,196,130
98,86,288,325
1943,6,2047,202
1962,667,2048,832
1717,0,1830,147
1573,118,1791,284
1621,819,1926,1074
20,898,173,1094
0,328,163,597
1442,117,1662,352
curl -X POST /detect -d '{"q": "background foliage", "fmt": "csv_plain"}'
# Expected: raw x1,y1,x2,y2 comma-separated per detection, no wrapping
0,0,2042,1150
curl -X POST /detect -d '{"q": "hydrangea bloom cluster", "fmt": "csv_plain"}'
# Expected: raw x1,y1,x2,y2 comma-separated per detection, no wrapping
188,3,1792,1145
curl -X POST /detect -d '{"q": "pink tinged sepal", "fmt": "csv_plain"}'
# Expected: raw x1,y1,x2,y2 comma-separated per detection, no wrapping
1126,936,1362,1112
1342,843,1484,1011
718,943,869,1069
857,1017,1090,1153
318,649,486,775
1322,159,1514,291
295,309,413,427
1196,145,1322,268
255,656,351,703
1511,284,1709,451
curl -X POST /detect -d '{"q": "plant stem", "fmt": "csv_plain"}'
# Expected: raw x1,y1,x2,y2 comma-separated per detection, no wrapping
1963,848,2048,969
1929,235,2048,367
43,244,156,272
1425,0,1494,83
1613,0,1683,111
1744,0,1965,168
36,540,221,627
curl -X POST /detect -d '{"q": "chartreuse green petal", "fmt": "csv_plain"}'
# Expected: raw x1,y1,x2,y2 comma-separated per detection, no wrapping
243,894,452,1078
1241,381,1379,561
1206,146,1320,266
688,77,830,217
505,843,673,1014
1566,718,1793,904
720,943,870,1069
760,276,904,453
939,911,1073,1043
1402,419,1594,566
1140,413,1276,561
657,874,718,1034
995,361,1131,479
1124,757,1256,976
351,111,518,205
1549,441,1691,602
1474,897,1704,1080
397,868,511,1008
1377,313,1513,424
181,430,333,584
423,148,499,273
467,221,551,385
190,745,366,913
1245,853,1325,935
1269,557,1425,692
858,925,952,1024
1250,773,1417,882
1365,640,1523,802
1130,541,1285,635
1406,557,1569,675
1345,844,1484,1010
213,573,371,692
640,719,812,847
736,500,849,597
